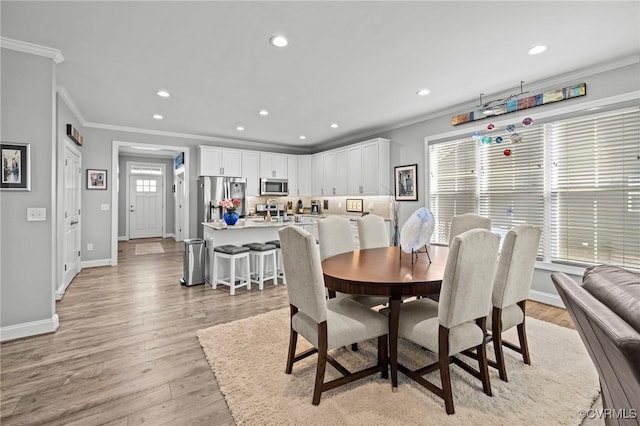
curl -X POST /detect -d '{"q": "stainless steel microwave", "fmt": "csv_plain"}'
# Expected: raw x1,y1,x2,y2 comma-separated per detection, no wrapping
260,178,289,196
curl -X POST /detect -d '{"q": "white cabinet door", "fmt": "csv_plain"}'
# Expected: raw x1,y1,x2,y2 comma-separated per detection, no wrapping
221,150,242,177
347,146,363,195
259,153,288,178
361,142,379,195
335,149,348,195
297,155,311,196
242,151,260,196
199,147,222,176
287,155,298,196
311,154,324,196
323,152,336,196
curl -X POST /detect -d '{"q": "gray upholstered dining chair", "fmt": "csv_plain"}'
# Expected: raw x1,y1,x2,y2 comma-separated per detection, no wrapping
397,228,500,415
449,213,492,245
318,216,387,309
486,224,541,382
279,226,389,405
357,214,389,249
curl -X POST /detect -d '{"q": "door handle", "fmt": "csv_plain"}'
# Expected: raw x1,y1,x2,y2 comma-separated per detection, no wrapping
70,220,79,226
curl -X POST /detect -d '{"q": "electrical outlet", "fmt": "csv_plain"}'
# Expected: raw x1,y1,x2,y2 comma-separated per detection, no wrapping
100,204,110,211
26,208,46,222
87,243,93,251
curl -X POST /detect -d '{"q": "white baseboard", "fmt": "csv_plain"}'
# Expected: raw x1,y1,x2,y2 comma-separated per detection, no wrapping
163,233,175,239
55,282,70,301
118,236,129,241
0,314,59,342
528,289,565,308
81,259,112,268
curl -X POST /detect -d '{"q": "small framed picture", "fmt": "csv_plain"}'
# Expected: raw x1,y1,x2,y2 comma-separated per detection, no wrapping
87,169,107,190
394,164,417,201
1,142,31,191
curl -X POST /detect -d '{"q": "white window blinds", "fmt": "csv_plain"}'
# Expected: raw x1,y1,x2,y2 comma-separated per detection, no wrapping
429,138,477,244
549,107,640,267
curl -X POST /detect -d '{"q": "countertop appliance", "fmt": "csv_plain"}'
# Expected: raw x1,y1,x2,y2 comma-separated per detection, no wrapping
260,178,288,196
198,176,246,238
311,200,321,215
256,203,287,221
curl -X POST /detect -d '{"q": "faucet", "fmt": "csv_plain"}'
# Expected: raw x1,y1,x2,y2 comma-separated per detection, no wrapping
267,199,281,221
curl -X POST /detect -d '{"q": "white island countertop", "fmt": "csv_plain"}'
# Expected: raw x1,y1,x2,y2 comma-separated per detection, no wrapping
202,218,316,231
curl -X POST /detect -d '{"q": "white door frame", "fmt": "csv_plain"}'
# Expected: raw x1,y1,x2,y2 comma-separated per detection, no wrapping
174,170,186,242
125,161,166,240
111,141,190,266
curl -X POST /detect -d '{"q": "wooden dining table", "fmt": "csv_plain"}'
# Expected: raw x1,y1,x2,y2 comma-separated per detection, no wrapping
321,245,449,390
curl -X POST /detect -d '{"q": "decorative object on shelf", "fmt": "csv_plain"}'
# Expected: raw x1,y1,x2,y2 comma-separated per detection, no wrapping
219,198,241,225
394,164,418,201
346,198,363,213
400,207,434,263
1,142,31,191
223,210,239,225
66,124,83,146
86,169,107,190
451,81,586,125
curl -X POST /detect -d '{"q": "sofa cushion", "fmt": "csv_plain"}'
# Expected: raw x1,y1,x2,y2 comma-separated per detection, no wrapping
582,265,640,332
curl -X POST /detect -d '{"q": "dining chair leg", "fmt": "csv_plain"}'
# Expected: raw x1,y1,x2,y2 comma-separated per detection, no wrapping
477,318,492,396
438,326,455,415
351,343,358,351
285,305,298,374
312,322,329,406
517,301,531,365
492,307,508,382
378,335,388,379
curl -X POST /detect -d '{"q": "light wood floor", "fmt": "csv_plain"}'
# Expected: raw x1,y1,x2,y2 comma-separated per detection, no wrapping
1,238,574,425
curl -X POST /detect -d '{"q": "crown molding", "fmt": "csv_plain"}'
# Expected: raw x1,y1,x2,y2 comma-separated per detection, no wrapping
0,37,64,64
56,86,86,124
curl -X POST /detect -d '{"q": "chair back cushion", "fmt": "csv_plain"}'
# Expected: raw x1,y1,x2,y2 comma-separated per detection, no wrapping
492,224,542,309
438,229,500,328
449,213,492,245
317,216,354,261
551,272,640,416
279,226,327,323
357,214,389,249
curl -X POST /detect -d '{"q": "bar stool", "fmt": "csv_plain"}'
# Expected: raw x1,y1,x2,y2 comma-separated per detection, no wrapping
242,243,278,290
266,239,286,285
212,245,251,296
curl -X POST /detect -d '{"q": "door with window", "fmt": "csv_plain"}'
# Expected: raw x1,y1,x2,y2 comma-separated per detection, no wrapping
128,166,164,238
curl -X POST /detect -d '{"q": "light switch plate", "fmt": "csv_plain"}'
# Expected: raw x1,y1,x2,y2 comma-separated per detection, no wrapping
27,207,46,222
346,199,363,213
100,204,110,211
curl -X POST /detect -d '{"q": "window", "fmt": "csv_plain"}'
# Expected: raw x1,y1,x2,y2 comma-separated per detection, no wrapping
429,107,640,268
136,179,157,193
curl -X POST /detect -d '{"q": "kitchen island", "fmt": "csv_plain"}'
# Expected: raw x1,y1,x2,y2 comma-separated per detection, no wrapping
202,219,318,284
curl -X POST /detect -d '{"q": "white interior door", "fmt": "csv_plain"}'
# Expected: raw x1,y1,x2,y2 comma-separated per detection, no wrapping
63,145,81,287
175,172,185,241
129,176,163,238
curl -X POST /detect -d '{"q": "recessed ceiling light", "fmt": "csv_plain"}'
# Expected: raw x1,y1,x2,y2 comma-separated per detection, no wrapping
330,123,338,128
269,35,288,48
236,126,245,131
528,45,547,55
416,89,430,96
259,110,269,116
156,90,170,98
153,114,163,120
299,135,306,140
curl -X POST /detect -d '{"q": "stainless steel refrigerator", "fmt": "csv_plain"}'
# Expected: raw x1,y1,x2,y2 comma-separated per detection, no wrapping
197,176,246,238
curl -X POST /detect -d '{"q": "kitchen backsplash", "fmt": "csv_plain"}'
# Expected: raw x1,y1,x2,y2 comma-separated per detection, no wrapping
246,195,393,219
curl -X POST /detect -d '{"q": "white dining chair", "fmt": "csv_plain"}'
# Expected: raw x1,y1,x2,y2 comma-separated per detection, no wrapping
279,226,389,405
449,213,491,245
357,214,389,249
397,228,500,414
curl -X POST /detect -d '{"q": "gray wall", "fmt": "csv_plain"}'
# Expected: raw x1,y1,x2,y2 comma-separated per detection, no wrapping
117,155,175,238
1,49,56,329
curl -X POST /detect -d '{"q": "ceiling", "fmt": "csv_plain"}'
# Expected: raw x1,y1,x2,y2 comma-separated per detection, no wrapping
2,1,639,151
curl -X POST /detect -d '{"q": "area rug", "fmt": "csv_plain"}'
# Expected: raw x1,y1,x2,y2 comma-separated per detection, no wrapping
134,242,165,255
197,308,599,425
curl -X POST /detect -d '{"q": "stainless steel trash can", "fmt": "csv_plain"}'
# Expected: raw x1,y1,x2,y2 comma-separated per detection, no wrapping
180,238,205,286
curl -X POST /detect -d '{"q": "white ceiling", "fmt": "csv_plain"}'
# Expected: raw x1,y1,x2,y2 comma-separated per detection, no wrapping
2,1,639,151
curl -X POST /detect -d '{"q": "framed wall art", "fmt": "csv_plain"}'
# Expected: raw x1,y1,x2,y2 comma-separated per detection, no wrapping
394,164,417,201
1,142,31,191
87,169,107,190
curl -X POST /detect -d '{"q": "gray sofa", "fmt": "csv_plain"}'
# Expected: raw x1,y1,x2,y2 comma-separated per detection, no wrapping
551,265,640,426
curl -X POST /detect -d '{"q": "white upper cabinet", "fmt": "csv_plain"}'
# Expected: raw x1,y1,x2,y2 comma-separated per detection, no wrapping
259,153,288,178
311,154,324,196
297,155,311,197
242,151,260,196
334,149,348,196
346,138,390,195
323,151,336,196
199,146,242,177
287,155,298,196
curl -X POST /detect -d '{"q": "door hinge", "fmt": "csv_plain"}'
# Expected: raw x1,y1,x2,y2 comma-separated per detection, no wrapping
64,264,68,271
78,250,81,257
65,159,68,166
